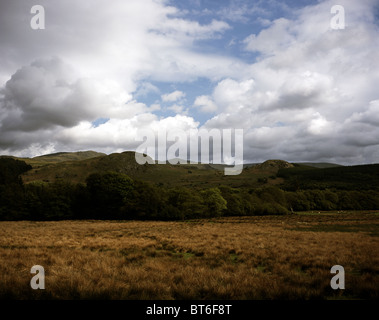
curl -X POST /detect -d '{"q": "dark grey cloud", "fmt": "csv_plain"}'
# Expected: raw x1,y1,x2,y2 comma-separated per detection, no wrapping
0,57,98,132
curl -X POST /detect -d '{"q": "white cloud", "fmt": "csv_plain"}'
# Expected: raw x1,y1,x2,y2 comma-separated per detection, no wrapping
347,100,379,126
193,78,256,114
307,112,334,135
0,57,146,131
161,90,186,102
149,103,161,112
0,0,243,89
193,95,217,113
167,104,188,115
202,0,379,164
134,82,161,98
0,0,238,157
155,18,231,40
0,57,150,154
194,1,379,165
57,114,199,157
210,78,256,113
243,18,296,56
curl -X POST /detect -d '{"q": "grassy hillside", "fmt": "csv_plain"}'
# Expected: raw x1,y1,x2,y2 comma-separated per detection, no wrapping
14,150,379,191
20,151,286,188
20,151,106,167
278,164,379,190
21,151,148,185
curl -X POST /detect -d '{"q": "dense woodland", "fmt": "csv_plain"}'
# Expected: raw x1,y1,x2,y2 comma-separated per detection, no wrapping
1,157,379,221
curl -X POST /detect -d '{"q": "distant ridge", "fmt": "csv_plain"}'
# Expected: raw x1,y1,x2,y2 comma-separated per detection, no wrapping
31,151,106,162
9,151,107,168
294,162,343,169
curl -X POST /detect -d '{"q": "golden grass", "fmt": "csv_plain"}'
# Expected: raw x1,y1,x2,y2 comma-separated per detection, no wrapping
0,212,378,300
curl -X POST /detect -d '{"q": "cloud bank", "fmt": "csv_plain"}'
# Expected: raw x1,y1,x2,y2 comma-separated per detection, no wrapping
0,0,378,165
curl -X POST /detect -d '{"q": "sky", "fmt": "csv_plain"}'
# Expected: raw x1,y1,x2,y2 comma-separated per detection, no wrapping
0,0,378,165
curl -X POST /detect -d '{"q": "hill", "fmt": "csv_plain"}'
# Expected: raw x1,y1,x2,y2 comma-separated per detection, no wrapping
252,160,294,171
278,163,379,190
32,150,105,162
21,151,151,185
2,150,379,221
20,151,106,167
294,162,343,169
20,151,284,188
11,150,379,191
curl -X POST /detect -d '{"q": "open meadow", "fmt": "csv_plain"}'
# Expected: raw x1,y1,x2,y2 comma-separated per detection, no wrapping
0,211,378,300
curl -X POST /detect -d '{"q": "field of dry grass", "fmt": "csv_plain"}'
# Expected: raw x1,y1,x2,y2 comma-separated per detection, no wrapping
0,211,378,300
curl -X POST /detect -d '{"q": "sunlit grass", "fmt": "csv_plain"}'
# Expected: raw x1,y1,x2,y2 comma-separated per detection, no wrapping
0,212,378,300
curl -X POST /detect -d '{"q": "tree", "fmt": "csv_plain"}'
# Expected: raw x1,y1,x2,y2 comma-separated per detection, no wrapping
165,187,206,220
201,187,227,217
219,186,254,216
123,180,164,219
0,158,31,185
285,191,310,211
86,172,133,218
0,158,31,220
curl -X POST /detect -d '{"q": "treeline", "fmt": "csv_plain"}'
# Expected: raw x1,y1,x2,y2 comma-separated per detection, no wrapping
0,157,32,184
278,164,379,191
1,171,229,220
0,158,32,220
1,158,379,221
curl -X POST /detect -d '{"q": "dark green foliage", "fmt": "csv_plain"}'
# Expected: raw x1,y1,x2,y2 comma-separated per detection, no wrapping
0,158,31,220
0,158,32,185
285,191,311,211
0,182,28,220
201,188,227,217
278,164,379,190
123,180,164,220
163,187,205,220
86,172,134,218
253,187,289,215
257,177,268,184
24,181,76,220
219,186,255,216
0,157,379,220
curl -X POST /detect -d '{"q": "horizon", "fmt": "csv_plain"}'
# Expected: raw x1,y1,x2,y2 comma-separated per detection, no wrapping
3,148,379,167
